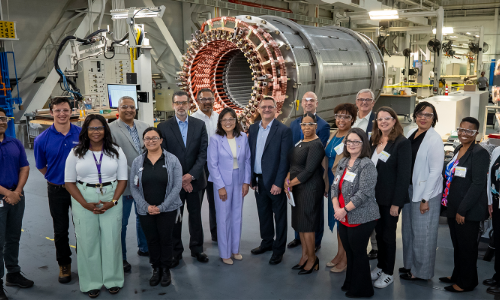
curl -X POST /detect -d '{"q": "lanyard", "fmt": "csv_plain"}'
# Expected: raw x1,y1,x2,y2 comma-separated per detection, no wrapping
90,146,104,194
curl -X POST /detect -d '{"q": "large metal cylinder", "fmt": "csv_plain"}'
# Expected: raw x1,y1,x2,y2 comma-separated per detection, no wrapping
177,15,385,125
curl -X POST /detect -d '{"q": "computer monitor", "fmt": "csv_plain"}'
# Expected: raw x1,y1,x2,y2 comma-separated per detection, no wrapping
107,84,138,108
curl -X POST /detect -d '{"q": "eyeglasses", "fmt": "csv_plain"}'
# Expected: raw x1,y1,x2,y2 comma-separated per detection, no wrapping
345,140,363,146
88,126,105,132
377,117,394,122
144,136,161,142
119,105,135,110
356,98,373,103
53,109,71,115
416,112,434,119
334,114,352,121
0,116,13,123
300,122,317,127
173,101,189,106
456,127,477,136
221,118,236,124
260,105,276,111
302,97,317,103
199,97,214,103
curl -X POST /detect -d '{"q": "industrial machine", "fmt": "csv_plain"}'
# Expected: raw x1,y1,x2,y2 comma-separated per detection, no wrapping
176,15,385,125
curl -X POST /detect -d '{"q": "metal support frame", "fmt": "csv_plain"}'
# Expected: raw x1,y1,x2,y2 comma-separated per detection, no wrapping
434,6,443,94
136,46,154,125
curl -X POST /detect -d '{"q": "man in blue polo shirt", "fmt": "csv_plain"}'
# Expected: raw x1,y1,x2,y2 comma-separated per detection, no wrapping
34,97,81,284
0,107,33,300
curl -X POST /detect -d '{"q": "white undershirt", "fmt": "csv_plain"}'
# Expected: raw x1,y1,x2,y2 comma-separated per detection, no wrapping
65,147,128,184
227,138,239,169
371,150,381,167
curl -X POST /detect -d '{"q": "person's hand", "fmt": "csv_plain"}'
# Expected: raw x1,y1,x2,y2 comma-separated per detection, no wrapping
219,187,228,201
489,205,493,219
283,179,289,192
420,201,429,214
270,185,282,195
250,185,257,191
334,208,347,222
84,202,101,213
95,201,114,214
183,182,193,193
390,205,399,217
456,213,465,225
182,174,193,186
242,184,249,197
3,191,21,205
148,205,160,215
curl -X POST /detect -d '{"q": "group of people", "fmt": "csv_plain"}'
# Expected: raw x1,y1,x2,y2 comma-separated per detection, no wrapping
0,85,499,299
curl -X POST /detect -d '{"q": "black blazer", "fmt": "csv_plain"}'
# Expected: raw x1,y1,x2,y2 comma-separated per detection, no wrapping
370,135,412,207
158,116,208,192
366,111,376,134
442,143,489,221
248,119,293,191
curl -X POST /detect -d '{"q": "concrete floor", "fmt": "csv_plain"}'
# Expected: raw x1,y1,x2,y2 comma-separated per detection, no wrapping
4,149,496,299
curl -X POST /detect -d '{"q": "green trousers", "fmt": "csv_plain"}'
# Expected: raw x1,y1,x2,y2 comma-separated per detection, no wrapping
72,182,124,292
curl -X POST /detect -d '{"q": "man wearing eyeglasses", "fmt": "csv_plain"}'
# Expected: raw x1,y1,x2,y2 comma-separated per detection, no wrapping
352,88,378,260
191,88,219,243
34,97,81,284
0,107,34,298
287,91,330,251
157,91,209,266
109,96,150,272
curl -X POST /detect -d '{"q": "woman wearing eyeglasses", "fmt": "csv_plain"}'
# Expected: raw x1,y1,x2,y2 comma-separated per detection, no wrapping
323,103,357,273
438,117,489,293
369,107,411,289
207,107,251,265
64,114,128,298
331,127,379,298
129,127,183,287
284,112,325,274
400,101,444,282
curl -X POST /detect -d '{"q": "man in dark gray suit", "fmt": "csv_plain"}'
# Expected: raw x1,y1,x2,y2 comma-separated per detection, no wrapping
109,96,149,273
157,91,209,266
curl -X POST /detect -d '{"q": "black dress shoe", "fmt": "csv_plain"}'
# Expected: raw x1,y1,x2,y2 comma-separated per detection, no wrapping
398,267,411,273
315,245,321,252
444,285,472,293
298,257,319,275
123,260,131,273
191,252,209,263
400,272,426,281
170,258,180,269
88,290,100,298
439,277,455,284
484,278,498,286
5,272,34,288
161,268,172,287
287,239,301,248
487,286,500,295
251,246,272,255
212,237,218,242
341,285,349,292
108,287,120,294
150,268,162,286
367,249,378,260
292,260,307,270
137,250,149,257
269,254,283,265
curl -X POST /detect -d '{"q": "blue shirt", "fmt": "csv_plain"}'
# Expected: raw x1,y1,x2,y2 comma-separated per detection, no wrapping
0,136,29,190
175,115,188,147
254,119,274,174
124,122,141,153
34,124,81,185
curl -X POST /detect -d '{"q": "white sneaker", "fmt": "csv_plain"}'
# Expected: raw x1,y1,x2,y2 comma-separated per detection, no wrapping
374,272,394,288
371,267,383,280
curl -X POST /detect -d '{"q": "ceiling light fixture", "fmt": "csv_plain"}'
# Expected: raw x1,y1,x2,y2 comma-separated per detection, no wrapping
433,27,454,34
110,6,166,20
369,10,399,20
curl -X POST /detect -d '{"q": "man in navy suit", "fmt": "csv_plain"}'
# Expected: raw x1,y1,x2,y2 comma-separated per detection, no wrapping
248,96,293,265
287,91,330,251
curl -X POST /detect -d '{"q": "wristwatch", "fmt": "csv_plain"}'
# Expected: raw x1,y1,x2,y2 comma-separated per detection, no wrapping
344,207,349,213
421,199,427,204
191,175,196,181
112,199,119,206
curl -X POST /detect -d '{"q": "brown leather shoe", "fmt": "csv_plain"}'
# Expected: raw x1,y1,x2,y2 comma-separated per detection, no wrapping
59,264,71,284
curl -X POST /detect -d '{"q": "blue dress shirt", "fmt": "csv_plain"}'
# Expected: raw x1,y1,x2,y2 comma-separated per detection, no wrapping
175,115,189,147
0,136,29,190
254,119,274,174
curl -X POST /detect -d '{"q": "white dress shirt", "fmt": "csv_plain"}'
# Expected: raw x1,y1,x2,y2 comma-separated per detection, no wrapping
191,109,219,145
353,110,372,132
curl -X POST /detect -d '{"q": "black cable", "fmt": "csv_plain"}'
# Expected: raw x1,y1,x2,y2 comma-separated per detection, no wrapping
103,37,116,59
84,29,108,40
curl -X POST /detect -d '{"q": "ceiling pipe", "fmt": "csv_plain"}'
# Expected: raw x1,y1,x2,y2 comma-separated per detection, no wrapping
227,0,293,13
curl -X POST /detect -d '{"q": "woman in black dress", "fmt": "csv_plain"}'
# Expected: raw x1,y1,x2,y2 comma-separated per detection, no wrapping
284,112,325,275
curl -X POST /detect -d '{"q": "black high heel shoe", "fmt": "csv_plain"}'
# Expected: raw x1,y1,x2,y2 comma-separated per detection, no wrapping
292,260,308,270
298,257,319,275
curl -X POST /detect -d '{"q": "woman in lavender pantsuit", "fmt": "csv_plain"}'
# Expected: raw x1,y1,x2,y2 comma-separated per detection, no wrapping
207,107,251,265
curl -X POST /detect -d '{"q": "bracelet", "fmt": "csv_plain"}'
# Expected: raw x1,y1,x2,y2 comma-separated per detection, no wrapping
344,207,349,213
112,199,119,206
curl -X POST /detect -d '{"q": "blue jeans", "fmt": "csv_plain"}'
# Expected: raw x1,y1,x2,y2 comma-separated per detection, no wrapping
0,194,25,279
122,195,148,260
294,197,324,246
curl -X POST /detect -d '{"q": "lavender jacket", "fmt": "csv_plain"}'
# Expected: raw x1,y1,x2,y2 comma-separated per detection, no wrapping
207,133,251,191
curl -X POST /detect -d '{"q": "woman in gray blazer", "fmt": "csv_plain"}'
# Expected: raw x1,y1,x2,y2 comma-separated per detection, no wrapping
331,128,380,298
129,127,183,288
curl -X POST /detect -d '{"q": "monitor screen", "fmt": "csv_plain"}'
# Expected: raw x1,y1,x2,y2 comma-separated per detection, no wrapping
107,84,138,108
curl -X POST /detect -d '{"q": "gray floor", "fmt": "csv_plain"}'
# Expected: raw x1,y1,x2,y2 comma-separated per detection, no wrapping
4,149,496,299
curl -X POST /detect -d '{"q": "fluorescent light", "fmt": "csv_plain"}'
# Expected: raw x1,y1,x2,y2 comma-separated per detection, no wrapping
433,27,454,34
450,36,457,38
369,10,399,20
475,35,480,37
111,6,166,20
466,32,471,35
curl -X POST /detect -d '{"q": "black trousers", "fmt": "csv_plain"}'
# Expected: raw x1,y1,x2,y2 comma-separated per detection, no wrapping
339,220,376,298
447,217,480,290
493,199,500,284
172,189,204,257
47,183,73,266
255,175,287,256
375,204,400,276
202,164,217,240
139,210,176,269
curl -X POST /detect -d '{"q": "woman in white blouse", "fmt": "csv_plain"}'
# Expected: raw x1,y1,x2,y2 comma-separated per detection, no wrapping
65,115,128,298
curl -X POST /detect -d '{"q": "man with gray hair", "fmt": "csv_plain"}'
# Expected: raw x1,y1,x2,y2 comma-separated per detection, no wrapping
109,96,150,272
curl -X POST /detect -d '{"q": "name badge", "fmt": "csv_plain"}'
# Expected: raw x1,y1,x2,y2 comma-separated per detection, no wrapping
334,143,344,155
379,151,390,163
95,187,107,194
0,200,3,207
368,132,372,140
455,167,467,178
344,171,356,182
334,175,340,185
295,140,302,147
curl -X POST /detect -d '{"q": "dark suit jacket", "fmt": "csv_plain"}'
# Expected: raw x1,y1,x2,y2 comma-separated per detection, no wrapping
366,111,376,134
248,119,293,191
290,115,330,147
158,116,208,192
442,143,489,221
370,135,412,207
